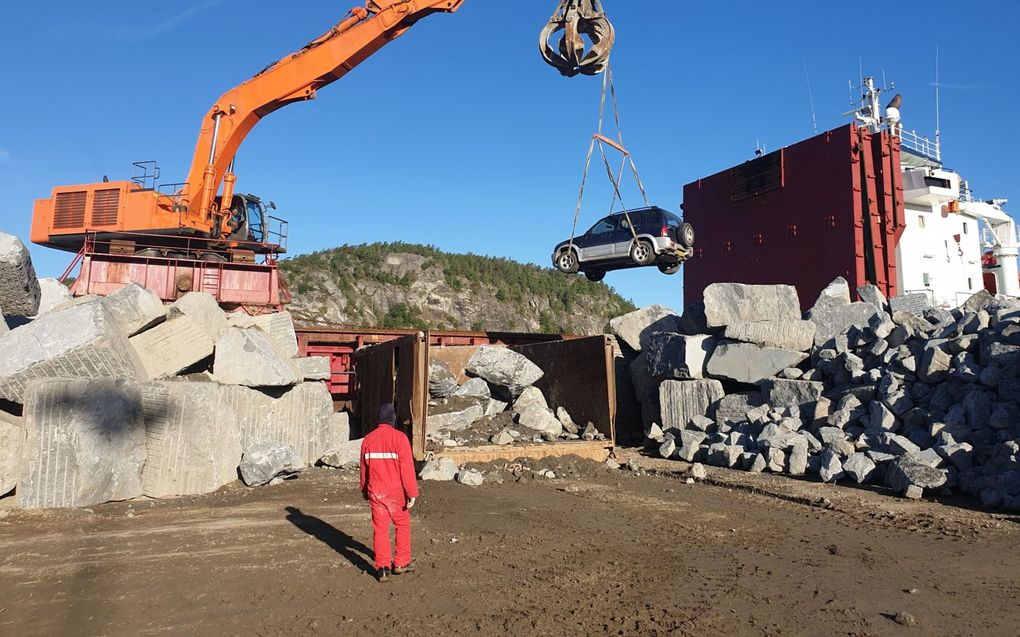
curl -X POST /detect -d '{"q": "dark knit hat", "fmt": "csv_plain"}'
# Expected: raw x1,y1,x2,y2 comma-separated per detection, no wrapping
378,403,397,426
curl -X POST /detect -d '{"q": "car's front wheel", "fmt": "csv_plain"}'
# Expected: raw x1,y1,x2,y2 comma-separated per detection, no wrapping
629,240,655,266
554,249,580,274
584,270,606,282
657,262,681,275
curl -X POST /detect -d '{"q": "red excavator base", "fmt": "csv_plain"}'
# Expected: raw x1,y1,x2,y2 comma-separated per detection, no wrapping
62,233,290,311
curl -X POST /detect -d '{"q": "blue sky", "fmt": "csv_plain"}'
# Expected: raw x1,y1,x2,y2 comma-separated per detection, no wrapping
1,1,1017,310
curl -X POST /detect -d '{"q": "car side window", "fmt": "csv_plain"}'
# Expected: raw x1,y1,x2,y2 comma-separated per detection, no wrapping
589,218,617,235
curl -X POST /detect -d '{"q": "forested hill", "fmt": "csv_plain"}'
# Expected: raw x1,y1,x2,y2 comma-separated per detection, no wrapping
279,242,635,334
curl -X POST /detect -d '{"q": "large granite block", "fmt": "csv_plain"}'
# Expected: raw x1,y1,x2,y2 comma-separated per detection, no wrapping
18,379,145,509
703,283,800,328
658,379,725,430
130,314,215,379
140,381,243,497
0,300,145,404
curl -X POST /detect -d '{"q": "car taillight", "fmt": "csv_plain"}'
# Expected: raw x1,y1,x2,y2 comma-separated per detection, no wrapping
660,225,669,237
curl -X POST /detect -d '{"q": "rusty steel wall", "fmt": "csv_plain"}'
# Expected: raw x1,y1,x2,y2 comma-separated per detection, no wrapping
353,333,426,446
511,336,617,442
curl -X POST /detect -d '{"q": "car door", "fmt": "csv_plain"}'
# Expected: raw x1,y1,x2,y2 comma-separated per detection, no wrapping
579,217,619,260
612,211,642,256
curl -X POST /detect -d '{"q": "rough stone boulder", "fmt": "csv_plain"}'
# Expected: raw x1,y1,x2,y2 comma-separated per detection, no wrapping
703,283,800,328
465,346,542,397
761,378,823,414
0,300,145,404
140,381,244,498
513,386,548,412
239,442,304,487
724,320,816,352
419,457,458,481
34,278,73,316
169,292,227,341
428,401,485,434
706,341,808,385
886,453,948,495
18,379,146,509
130,314,215,379
226,382,348,464
456,468,484,486
452,378,491,400
515,403,563,439
807,279,884,347
226,311,299,358
295,356,331,381
0,414,24,496
214,327,301,387
714,391,763,427
0,307,7,335
318,438,363,469
101,283,166,336
645,332,715,380
919,346,953,383
428,359,459,398
0,232,41,317
609,304,683,351
658,379,725,430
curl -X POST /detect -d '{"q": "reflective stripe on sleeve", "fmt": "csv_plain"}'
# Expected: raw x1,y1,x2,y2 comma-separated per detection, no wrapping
365,452,400,460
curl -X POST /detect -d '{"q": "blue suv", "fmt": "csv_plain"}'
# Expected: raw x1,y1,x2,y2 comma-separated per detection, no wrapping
552,207,694,282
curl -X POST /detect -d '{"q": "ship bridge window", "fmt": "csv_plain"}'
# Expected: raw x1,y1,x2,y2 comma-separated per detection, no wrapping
963,222,969,234
924,176,952,189
918,215,926,229
923,273,931,287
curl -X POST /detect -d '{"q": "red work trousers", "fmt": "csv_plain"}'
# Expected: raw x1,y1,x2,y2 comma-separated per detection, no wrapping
370,498,411,569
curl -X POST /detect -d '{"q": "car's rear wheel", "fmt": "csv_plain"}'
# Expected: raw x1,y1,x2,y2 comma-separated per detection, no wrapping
677,222,695,248
554,249,580,274
584,270,606,282
629,240,655,266
657,262,681,275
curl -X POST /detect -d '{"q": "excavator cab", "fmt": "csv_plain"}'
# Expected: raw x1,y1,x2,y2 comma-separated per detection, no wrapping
215,193,286,254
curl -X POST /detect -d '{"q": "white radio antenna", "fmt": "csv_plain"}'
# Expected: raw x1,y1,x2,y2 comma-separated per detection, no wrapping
801,55,818,134
935,44,942,150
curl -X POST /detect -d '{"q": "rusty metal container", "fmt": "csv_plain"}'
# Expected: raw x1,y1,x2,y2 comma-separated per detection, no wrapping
352,333,616,462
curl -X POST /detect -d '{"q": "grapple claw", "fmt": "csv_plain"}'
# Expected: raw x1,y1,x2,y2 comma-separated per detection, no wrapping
540,0,616,77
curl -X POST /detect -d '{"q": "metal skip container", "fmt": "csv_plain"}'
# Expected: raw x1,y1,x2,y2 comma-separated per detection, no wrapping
354,333,617,462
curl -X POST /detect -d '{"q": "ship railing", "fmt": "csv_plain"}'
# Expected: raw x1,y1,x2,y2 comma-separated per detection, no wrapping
896,128,941,163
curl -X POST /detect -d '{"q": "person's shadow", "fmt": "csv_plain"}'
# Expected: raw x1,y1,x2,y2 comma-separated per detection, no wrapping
284,506,376,575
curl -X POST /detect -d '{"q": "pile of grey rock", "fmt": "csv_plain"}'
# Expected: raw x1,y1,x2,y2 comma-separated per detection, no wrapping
426,345,604,449
0,231,350,509
615,279,1020,509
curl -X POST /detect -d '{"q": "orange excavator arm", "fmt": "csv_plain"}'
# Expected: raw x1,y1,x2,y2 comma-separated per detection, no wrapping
186,0,466,235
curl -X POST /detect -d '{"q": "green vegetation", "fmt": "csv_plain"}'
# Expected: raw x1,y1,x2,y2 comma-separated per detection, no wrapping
280,242,636,332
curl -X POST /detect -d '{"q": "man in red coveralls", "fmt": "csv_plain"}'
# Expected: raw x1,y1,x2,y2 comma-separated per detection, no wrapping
360,403,419,582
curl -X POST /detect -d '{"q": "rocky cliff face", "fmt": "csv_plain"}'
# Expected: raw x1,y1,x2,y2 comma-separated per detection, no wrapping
280,243,635,335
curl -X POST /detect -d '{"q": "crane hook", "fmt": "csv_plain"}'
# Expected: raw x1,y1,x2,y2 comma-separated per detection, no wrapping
540,0,616,77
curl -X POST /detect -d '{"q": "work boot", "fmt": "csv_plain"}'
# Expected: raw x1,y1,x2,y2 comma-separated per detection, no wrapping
393,560,416,575
376,567,391,583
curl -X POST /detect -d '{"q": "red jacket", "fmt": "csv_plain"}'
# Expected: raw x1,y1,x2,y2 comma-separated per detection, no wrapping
360,423,419,503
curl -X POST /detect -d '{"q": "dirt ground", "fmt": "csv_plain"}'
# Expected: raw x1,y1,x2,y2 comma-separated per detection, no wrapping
1,451,1019,637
